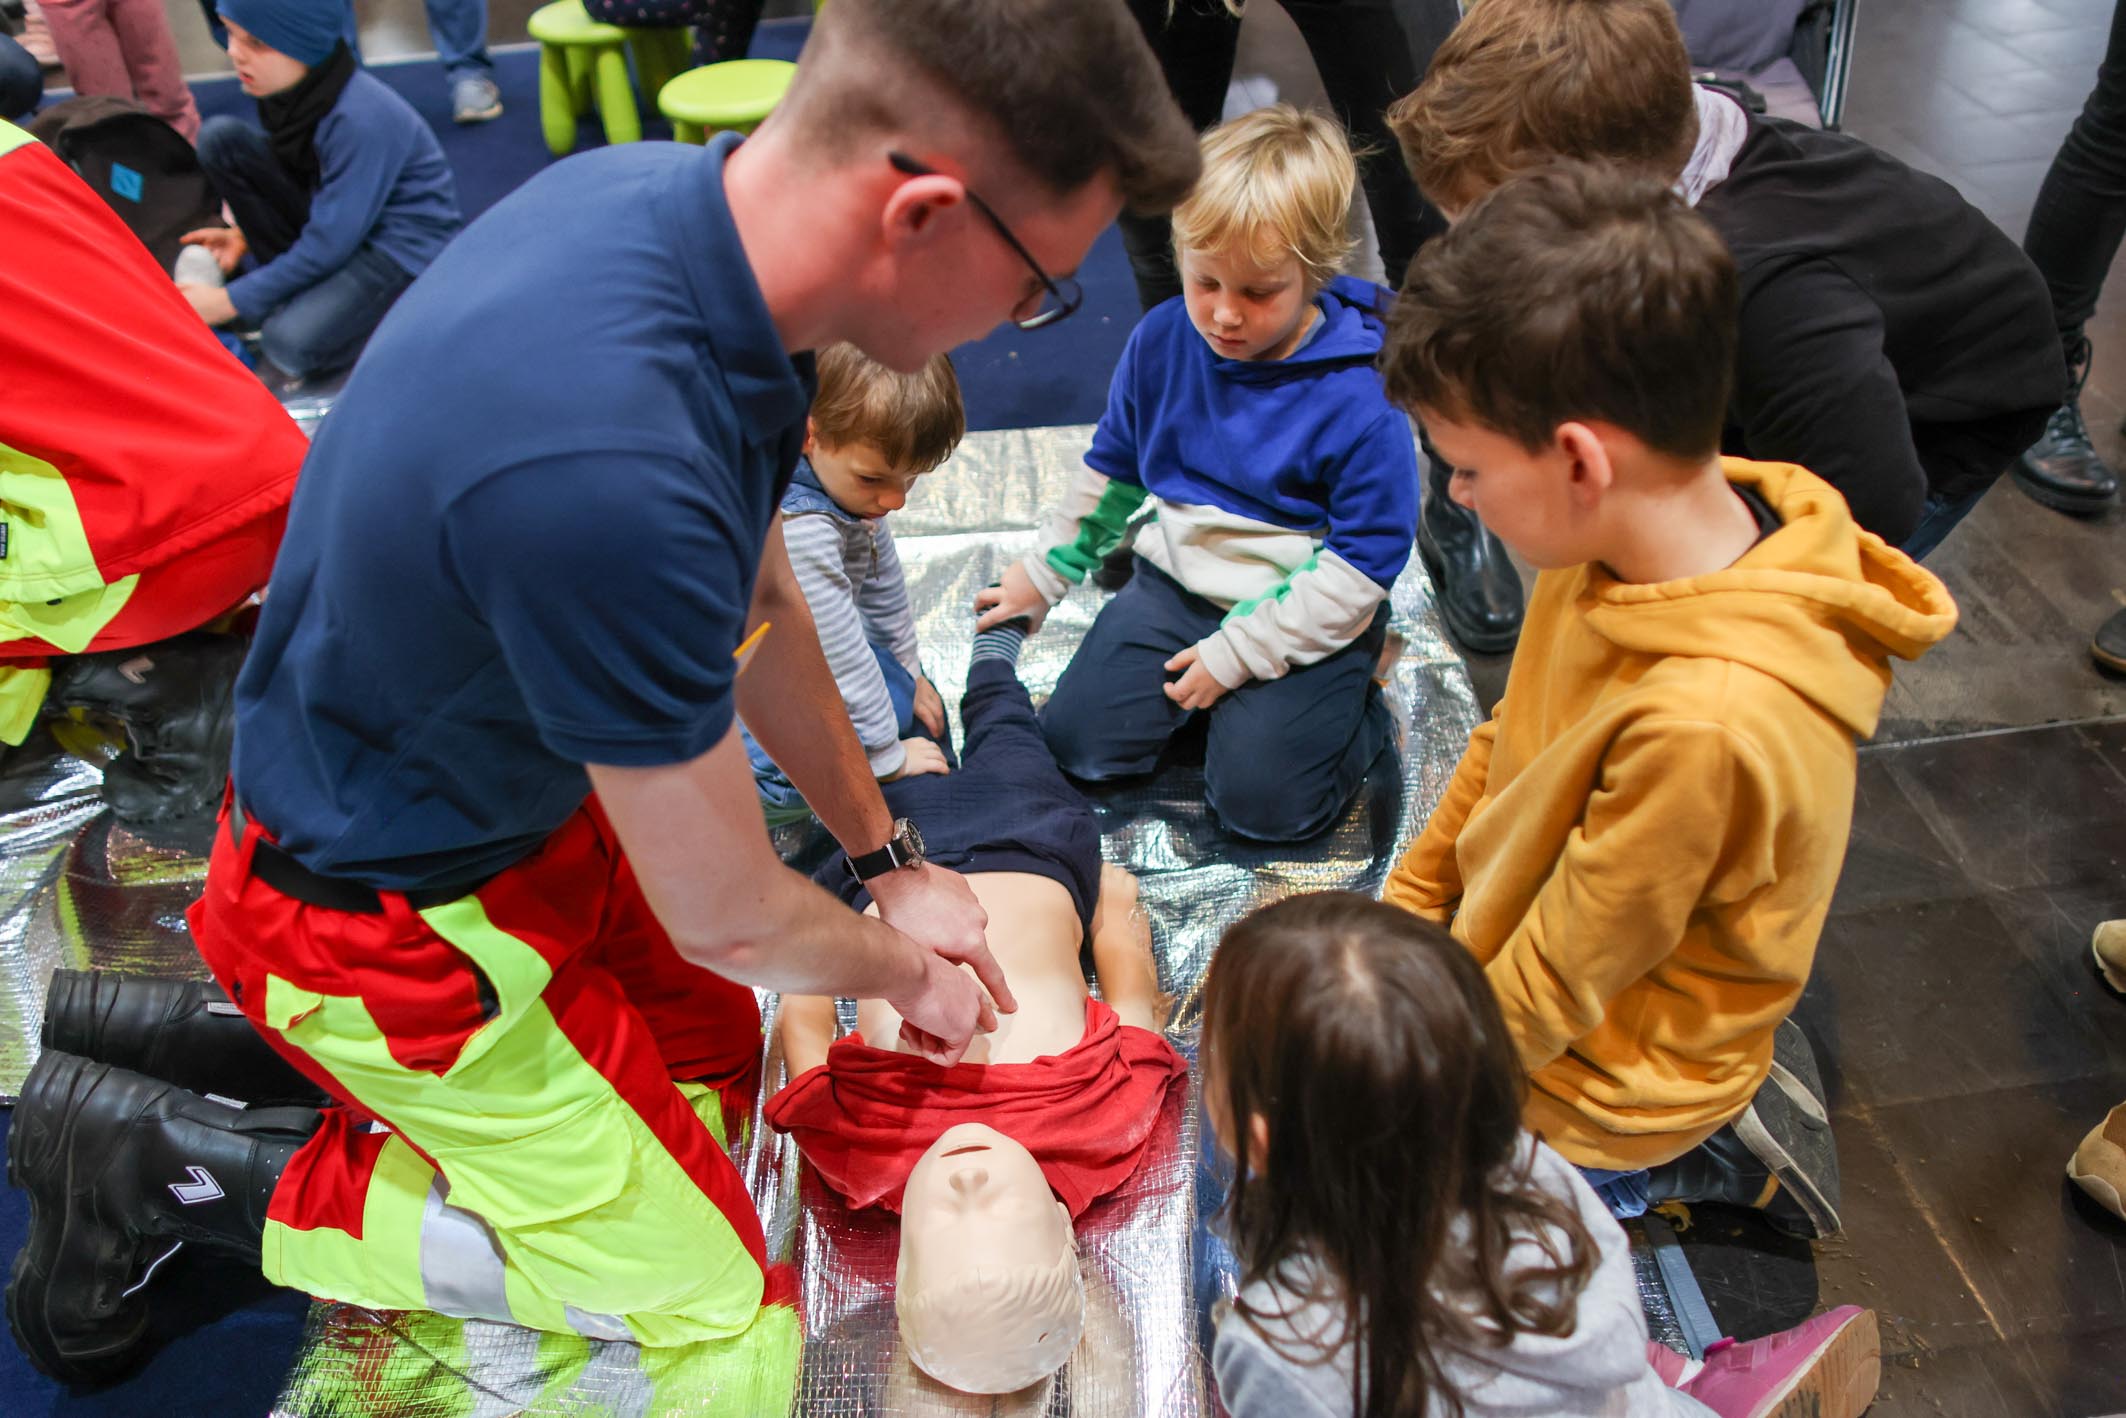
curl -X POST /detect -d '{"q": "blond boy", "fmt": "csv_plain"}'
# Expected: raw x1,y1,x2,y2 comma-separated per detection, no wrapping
1380,163,1956,1237
977,104,1419,843
745,343,966,822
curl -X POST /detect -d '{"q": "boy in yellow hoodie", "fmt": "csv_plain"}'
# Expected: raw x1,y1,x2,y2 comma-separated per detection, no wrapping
1379,162,1957,1239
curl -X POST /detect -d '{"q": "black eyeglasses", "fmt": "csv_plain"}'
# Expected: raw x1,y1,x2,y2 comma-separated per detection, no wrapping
888,151,1084,331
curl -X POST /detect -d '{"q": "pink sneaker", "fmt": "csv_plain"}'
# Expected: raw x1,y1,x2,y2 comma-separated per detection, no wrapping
1680,1306,1880,1418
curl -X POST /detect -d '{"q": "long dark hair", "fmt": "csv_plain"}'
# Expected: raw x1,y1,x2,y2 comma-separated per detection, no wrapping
1203,893,1599,1418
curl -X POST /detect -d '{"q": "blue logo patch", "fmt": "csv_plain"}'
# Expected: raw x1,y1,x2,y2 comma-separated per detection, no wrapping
109,163,144,203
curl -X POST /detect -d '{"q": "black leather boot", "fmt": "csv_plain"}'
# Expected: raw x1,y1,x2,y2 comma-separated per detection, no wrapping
1417,441,1525,656
41,970,330,1108
6,1050,319,1383
46,632,246,825
2013,338,2121,515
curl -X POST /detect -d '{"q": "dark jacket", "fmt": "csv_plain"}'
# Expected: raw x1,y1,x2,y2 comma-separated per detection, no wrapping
1698,116,2063,543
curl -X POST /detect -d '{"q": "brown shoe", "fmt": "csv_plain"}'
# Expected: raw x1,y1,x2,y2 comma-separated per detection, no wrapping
2068,1103,2126,1221
2094,919,2126,996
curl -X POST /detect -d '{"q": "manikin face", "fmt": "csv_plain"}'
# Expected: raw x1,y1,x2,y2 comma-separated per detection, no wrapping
805,429,922,520
896,1123,1081,1393
1179,244,1316,363
222,20,310,97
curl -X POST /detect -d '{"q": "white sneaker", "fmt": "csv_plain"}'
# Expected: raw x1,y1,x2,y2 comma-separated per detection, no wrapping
451,74,503,124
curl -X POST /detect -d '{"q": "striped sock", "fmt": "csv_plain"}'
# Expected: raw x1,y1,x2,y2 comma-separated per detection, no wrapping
970,621,1028,667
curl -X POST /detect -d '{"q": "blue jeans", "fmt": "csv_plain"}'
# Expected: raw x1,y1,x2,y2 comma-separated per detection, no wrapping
423,0,494,83
1040,557,1392,843
1898,481,1989,561
746,642,918,824
1577,1165,1653,1219
195,117,416,380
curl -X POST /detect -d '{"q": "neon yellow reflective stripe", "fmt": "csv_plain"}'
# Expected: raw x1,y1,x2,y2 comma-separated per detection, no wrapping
1044,480,1150,585
0,575,138,655
0,667,51,746
262,1131,434,1312
261,921,768,1345
1221,550,1321,625
0,438,128,604
0,120,32,156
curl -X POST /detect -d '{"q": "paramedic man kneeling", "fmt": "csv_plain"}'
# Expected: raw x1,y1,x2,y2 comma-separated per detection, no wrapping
2,0,1201,1390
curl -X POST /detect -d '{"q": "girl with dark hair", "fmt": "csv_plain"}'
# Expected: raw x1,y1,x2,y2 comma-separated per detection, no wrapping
1199,892,1882,1418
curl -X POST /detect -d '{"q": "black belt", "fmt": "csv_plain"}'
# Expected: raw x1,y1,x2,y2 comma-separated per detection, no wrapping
229,803,491,914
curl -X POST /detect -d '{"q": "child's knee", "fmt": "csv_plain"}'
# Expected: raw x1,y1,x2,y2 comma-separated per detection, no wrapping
1207,761,1339,842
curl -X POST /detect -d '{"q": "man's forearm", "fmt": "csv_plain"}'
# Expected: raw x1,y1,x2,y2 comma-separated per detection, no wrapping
701,866,926,1000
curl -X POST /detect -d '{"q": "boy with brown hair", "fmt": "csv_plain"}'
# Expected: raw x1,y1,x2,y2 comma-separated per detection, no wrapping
1388,0,2063,560
1379,161,1957,1238
744,342,966,823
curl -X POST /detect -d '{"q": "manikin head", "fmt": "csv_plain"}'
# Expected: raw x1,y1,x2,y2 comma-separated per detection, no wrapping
895,1123,1084,1393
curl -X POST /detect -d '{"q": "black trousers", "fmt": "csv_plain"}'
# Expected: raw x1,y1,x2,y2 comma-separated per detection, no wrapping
2024,0,2126,365
1118,0,1449,311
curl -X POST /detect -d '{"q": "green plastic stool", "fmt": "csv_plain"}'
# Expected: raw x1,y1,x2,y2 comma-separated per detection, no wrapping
656,59,797,143
527,0,688,155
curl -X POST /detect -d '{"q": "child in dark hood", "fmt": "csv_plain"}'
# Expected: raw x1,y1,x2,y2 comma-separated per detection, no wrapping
177,0,461,381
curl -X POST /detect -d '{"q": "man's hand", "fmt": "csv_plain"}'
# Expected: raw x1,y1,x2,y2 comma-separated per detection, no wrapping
888,737,950,779
181,225,248,274
886,950,997,1066
974,561,1050,632
868,862,1016,1014
1163,645,1230,711
912,675,946,737
179,282,238,327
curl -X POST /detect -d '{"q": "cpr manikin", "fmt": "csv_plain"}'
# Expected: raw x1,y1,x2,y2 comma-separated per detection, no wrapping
772,858,1177,1392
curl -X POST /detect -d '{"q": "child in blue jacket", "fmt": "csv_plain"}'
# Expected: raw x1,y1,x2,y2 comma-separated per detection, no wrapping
978,105,1419,842
175,0,461,381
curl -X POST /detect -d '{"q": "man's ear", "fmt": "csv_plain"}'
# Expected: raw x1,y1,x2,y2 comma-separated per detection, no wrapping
881,172,966,248
1555,421,1616,506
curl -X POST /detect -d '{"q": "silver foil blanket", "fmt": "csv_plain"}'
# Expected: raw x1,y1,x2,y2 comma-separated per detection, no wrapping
0,423,1497,1414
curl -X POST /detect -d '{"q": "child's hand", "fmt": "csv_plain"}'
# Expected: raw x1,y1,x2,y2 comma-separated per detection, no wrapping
912,676,946,737
889,737,951,778
178,283,238,328
180,226,248,275
974,562,1049,632
1163,646,1229,711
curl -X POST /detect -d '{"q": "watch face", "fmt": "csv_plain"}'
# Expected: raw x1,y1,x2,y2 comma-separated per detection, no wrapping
897,819,925,861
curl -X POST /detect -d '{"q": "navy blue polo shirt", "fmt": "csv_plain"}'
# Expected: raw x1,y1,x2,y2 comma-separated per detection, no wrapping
233,134,814,891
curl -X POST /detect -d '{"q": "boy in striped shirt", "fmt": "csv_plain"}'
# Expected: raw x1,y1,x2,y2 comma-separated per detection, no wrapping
745,343,965,822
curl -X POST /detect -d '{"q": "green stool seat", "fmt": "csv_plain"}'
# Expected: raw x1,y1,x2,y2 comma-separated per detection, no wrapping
527,0,688,156
657,59,797,144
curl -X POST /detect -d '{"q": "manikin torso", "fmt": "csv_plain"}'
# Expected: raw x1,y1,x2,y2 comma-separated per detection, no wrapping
856,872,1091,1064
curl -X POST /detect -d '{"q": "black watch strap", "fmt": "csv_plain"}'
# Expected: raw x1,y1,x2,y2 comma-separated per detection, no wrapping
848,839,907,882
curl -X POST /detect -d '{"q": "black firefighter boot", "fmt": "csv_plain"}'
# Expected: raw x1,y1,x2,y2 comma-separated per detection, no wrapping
46,632,246,826
2014,336,2122,515
42,970,331,1109
6,1050,319,1383
1417,439,1526,656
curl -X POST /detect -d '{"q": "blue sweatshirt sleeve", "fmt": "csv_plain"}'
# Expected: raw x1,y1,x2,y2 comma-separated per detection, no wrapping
1082,324,1146,488
1323,406,1421,589
227,105,409,322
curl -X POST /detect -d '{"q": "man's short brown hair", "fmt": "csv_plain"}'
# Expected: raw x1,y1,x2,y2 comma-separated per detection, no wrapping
786,0,1200,214
811,343,966,473
1388,0,1696,213
1383,162,1738,461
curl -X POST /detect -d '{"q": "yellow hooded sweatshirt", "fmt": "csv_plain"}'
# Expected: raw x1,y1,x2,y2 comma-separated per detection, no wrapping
1384,460,1957,1171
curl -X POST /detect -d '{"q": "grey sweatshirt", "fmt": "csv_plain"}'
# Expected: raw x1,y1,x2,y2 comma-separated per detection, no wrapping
1212,1137,1714,1418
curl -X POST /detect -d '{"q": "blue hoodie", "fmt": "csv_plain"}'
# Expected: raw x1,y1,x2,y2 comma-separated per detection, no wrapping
1023,274,1420,688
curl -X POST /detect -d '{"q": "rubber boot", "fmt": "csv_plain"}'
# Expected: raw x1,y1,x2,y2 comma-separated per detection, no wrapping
41,969,330,1108
46,632,246,825
7,1050,318,1383
1416,438,1525,656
